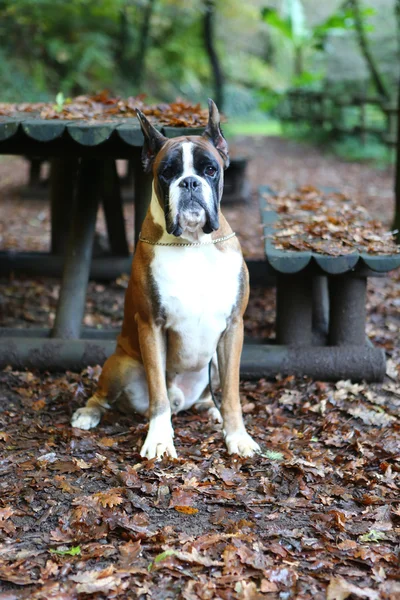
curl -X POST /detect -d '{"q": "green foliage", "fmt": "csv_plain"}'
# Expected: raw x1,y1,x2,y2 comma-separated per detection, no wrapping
261,1,373,85
359,529,387,543
0,0,220,104
148,549,177,571
331,135,392,168
312,5,375,49
54,92,66,113
0,48,47,101
262,449,284,460
280,121,393,168
0,0,395,133
49,545,81,556
262,2,373,52
263,0,308,47
0,0,121,98
224,117,282,138
262,0,307,53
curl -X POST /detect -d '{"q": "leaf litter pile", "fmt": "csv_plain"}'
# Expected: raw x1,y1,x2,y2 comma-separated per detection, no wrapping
1,366,399,600
0,92,208,127
263,186,400,256
0,140,400,599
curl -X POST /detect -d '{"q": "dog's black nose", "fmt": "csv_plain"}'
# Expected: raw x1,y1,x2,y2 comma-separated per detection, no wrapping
179,177,200,190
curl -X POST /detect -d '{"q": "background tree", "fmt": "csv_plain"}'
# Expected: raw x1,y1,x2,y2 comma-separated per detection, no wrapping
203,0,224,109
261,0,358,85
395,76,400,241
347,0,390,101
0,0,398,120
262,0,308,80
132,0,157,92
395,0,400,59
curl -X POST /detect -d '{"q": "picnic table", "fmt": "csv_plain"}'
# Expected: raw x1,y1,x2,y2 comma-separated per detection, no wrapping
249,186,400,383
0,110,207,369
1,108,398,383
0,111,205,274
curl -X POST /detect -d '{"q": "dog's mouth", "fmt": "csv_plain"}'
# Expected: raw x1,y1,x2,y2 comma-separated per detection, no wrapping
166,198,219,237
178,205,206,233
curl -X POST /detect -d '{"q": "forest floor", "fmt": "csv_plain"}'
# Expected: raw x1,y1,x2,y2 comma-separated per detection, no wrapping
0,136,399,600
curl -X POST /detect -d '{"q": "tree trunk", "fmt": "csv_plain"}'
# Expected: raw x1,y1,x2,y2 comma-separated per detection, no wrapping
116,6,131,79
394,79,400,242
349,0,390,102
294,46,303,79
132,0,156,91
395,0,400,62
203,0,224,110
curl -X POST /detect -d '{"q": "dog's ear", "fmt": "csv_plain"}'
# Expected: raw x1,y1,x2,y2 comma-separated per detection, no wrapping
202,99,229,169
136,110,168,173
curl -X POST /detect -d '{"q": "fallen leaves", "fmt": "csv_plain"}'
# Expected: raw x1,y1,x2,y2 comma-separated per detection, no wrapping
92,488,124,508
327,576,380,600
174,506,199,515
149,547,221,571
346,404,395,427
264,186,400,255
385,358,399,380
69,567,124,595
0,507,15,535
0,93,209,127
1,326,399,598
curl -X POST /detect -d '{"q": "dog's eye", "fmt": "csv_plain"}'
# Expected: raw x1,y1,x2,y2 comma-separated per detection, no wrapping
161,167,174,179
205,165,217,177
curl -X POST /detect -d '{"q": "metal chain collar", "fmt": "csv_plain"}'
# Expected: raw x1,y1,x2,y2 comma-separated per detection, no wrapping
138,232,236,247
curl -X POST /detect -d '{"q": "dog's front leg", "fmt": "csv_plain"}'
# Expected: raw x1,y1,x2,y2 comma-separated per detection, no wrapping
218,317,260,458
137,316,177,459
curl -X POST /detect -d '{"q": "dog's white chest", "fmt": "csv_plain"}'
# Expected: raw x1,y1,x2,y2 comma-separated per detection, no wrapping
151,245,242,368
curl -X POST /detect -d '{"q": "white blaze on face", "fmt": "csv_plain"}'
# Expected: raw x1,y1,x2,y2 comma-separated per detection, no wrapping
168,142,213,238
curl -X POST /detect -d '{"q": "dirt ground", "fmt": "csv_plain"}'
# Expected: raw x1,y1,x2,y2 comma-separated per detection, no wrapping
0,137,399,600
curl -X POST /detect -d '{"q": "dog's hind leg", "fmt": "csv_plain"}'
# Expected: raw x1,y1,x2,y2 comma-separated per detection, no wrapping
193,388,223,425
193,354,222,424
71,349,148,430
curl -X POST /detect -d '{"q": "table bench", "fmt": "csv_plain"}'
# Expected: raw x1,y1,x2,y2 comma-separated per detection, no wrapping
241,186,400,382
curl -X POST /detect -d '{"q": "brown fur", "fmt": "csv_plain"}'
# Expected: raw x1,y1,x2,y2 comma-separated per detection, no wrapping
76,133,254,455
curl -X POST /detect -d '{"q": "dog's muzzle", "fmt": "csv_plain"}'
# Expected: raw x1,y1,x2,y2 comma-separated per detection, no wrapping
167,177,219,236
178,200,206,232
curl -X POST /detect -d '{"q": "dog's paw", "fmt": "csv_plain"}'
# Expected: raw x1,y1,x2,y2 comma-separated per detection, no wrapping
225,430,260,458
71,407,101,430
140,412,177,459
140,436,177,459
208,405,223,426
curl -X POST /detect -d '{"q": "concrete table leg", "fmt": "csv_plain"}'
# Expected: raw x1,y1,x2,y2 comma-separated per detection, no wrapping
312,275,329,336
133,147,153,246
101,160,130,256
29,158,42,186
50,158,79,255
276,274,313,345
329,276,367,346
52,159,101,340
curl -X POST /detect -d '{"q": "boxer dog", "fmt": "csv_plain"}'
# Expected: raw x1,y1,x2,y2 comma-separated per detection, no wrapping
71,99,260,459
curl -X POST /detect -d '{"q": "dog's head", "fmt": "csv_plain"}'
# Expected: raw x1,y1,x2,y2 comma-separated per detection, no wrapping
136,99,229,237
